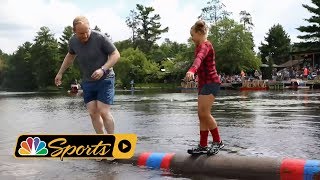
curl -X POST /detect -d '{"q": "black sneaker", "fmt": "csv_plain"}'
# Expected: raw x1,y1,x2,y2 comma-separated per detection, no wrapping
207,141,224,156
187,144,208,155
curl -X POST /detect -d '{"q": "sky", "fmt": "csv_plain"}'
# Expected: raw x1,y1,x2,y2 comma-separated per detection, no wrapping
0,0,312,54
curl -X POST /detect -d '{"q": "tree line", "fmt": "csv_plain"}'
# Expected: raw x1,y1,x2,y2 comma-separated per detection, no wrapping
0,0,319,90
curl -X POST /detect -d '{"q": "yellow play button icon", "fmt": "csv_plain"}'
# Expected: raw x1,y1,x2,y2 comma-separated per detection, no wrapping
118,139,131,153
122,143,128,149
113,134,137,159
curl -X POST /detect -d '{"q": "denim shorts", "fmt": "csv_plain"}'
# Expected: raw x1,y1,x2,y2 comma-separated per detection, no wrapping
81,76,115,105
199,83,220,96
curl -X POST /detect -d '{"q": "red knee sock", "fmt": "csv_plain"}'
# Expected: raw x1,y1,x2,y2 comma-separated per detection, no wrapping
210,128,221,143
200,130,209,147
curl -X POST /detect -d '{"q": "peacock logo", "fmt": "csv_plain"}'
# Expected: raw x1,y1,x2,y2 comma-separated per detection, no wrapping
18,137,48,156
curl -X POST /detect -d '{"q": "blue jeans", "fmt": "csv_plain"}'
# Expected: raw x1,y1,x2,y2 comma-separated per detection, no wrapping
81,76,115,105
199,83,220,97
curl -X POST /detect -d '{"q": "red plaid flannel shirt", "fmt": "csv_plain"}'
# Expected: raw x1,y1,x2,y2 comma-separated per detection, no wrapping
188,41,221,90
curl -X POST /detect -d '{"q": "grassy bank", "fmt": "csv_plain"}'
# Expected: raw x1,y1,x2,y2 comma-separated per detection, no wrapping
38,85,63,92
133,83,179,89
1,83,180,92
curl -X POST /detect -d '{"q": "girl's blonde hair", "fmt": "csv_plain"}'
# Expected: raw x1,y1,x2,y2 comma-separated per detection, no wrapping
191,20,208,35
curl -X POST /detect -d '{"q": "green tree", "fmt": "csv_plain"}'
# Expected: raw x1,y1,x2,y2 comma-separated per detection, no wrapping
58,26,73,58
31,26,60,88
114,39,134,53
198,0,231,25
0,57,4,73
3,42,37,90
114,48,159,87
148,39,189,64
0,50,8,86
0,58,4,86
148,45,166,64
239,10,254,31
0,49,10,68
259,24,291,64
208,18,260,74
265,55,274,80
160,39,188,58
296,0,320,50
127,4,169,53
58,26,80,88
161,44,194,82
126,9,140,42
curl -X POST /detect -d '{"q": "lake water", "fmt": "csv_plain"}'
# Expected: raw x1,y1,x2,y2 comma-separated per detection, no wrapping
0,89,319,179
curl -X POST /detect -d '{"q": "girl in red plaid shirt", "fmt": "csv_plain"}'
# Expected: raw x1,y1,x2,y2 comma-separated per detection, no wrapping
186,20,224,156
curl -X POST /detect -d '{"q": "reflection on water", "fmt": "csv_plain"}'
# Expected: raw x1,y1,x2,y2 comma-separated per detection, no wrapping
0,89,320,179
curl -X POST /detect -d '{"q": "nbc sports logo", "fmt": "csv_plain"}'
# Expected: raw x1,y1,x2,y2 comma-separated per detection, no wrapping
15,134,137,160
18,137,48,156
